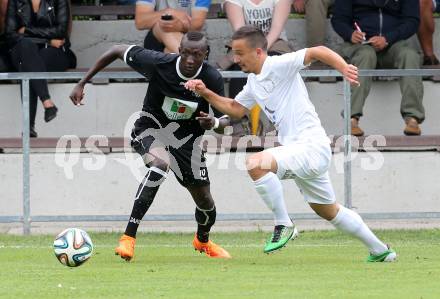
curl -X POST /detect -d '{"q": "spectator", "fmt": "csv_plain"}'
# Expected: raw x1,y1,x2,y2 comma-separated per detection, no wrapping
0,0,7,32
221,0,293,135
0,0,11,72
332,0,424,136
135,0,211,53
292,0,334,48
5,0,76,137
418,0,440,66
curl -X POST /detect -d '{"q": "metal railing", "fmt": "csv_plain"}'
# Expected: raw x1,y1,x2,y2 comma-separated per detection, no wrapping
1,68,439,234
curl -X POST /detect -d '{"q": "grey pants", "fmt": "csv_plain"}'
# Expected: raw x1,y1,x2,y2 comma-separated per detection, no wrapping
339,40,425,122
305,0,334,47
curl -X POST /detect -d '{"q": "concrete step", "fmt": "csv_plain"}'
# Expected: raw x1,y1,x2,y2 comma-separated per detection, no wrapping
1,81,439,137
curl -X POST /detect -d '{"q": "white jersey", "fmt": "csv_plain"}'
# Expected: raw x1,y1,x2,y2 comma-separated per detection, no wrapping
235,49,330,145
224,0,288,41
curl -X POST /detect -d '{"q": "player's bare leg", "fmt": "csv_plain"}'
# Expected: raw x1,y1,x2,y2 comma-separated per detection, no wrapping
247,151,298,253
152,24,183,54
187,185,231,258
309,202,397,262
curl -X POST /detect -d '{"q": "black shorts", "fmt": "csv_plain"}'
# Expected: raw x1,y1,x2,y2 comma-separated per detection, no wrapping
144,31,165,52
143,30,210,59
131,131,210,187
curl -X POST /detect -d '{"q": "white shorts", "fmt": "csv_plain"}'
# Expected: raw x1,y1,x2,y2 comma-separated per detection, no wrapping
266,141,336,204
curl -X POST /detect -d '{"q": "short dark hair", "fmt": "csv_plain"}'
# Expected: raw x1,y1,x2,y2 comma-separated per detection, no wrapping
185,31,205,42
232,25,268,51
181,31,209,51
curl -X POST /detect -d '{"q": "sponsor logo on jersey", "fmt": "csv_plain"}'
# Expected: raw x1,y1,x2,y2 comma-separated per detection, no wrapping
171,101,187,114
162,96,198,120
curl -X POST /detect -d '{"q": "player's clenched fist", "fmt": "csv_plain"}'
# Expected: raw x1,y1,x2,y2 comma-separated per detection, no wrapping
69,83,85,106
196,111,216,130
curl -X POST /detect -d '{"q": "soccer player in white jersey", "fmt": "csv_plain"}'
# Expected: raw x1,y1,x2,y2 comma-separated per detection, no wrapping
185,25,397,262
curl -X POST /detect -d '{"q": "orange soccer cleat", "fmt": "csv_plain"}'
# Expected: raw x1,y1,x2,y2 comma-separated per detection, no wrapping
192,234,231,259
115,234,136,261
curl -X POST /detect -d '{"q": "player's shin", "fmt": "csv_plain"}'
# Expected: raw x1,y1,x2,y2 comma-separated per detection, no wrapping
253,172,293,227
124,166,168,238
330,205,388,255
195,205,216,243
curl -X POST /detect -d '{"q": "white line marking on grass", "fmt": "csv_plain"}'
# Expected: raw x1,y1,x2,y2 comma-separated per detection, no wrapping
0,243,360,249
0,243,427,250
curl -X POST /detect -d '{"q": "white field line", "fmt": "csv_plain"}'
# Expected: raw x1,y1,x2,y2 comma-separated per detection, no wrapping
0,243,358,249
0,242,430,250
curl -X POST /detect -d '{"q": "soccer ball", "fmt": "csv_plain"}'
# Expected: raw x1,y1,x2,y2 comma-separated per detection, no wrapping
53,228,94,267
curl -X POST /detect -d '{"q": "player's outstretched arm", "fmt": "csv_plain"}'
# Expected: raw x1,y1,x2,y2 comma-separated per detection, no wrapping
185,79,248,119
69,45,130,106
304,46,360,86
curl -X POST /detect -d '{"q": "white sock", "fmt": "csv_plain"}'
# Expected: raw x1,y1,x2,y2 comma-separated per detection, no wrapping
330,205,387,255
254,172,293,227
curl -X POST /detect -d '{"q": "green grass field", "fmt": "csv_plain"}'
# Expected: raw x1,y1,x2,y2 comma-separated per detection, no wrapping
1,229,439,299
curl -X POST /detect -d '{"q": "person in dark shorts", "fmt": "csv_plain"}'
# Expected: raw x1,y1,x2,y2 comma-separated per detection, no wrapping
135,0,211,53
70,31,231,261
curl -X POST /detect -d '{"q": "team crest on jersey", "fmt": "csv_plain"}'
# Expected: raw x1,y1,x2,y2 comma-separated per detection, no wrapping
162,96,198,120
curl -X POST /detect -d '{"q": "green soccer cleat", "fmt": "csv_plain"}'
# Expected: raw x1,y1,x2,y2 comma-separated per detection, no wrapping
264,224,298,254
367,247,397,262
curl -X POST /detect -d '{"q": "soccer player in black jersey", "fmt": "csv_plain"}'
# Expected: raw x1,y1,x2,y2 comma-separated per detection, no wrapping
70,32,231,260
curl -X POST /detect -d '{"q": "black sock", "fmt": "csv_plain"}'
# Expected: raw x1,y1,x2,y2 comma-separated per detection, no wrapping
124,167,167,238
195,205,216,243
